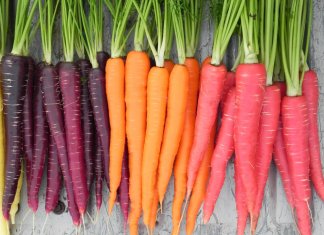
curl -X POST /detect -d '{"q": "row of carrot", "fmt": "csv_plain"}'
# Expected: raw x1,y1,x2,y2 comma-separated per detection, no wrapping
0,0,323,235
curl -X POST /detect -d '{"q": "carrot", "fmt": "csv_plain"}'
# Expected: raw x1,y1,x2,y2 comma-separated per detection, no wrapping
279,1,312,234
77,59,95,191
23,57,35,187
118,144,129,231
60,0,89,215
45,134,62,214
234,3,266,224
220,71,236,111
104,0,133,213
130,0,173,228
171,1,202,229
302,70,324,200
1,0,38,220
97,51,110,72
172,57,200,232
187,0,244,197
203,88,236,223
251,1,281,230
28,63,49,212
234,159,248,235
125,0,151,231
148,190,159,233
38,0,80,225
186,124,216,235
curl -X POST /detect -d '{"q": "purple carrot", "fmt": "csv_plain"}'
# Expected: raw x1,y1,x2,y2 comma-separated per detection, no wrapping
27,62,49,212
96,51,109,72
58,62,88,215
45,134,62,214
118,144,129,231
40,65,80,225
77,59,95,191
1,54,28,220
88,68,110,188
94,135,104,210
23,57,35,186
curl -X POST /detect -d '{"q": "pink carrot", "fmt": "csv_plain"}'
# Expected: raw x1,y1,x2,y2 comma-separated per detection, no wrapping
203,88,236,223
302,70,324,200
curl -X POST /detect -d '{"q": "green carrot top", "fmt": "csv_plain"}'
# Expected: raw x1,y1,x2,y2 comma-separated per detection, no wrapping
280,0,312,96
183,0,203,58
134,0,152,52
170,0,186,65
11,0,38,56
0,0,9,60
61,0,78,62
38,0,59,64
131,0,172,68
77,0,104,68
259,0,280,85
240,0,259,64
105,0,134,58
211,0,245,66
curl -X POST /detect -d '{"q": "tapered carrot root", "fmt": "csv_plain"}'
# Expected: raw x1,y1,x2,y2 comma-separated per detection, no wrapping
89,68,110,188
1,55,28,220
40,65,80,225
235,159,248,235
186,125,216,235
252,85,281,230
187,63,227,196
220,71,236,111
106,58,126,213
149,190,159,233
203,88,236,223
125,51,150,235
172,58,200,232
142,67,169,226
281,96,311,235
302,70,324,201
157,64,189,204
59,62,88,215
234,63,266,216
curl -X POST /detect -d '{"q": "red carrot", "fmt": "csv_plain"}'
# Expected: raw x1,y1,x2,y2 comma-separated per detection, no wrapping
40,65,80,225
94,136,104,210
78,59,95,191
118,144,129,231
23,57,35,186
302,70,324,200
220,71,236,111
203,88,236,223
45,134,62,214
59,62,88,214
28,62,49,212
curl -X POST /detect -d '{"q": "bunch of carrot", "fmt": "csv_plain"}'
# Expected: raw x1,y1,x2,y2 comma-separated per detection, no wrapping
0,0,323,235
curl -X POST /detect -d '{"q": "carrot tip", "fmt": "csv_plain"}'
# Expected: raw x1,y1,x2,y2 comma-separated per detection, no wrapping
203,216,209,225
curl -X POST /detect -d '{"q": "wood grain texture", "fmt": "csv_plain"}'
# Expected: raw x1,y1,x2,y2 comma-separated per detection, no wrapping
10,1,324,234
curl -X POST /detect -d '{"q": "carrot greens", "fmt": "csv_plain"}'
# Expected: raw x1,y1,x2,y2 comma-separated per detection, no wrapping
11,0,38,56
211,0,245,66
0,0,9,60
280,0,311,96
259,0,280,85
105,0,134,58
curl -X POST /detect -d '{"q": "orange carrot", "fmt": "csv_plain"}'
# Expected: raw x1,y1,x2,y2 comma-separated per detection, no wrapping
157,64,189,204
186,124,216,235
106,58,126,213
171,58,200,232
142,67,169,226
149,190,159,233
125,51,150,233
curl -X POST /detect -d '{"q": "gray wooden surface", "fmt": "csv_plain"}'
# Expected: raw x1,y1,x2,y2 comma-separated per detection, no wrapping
10,1,324,234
